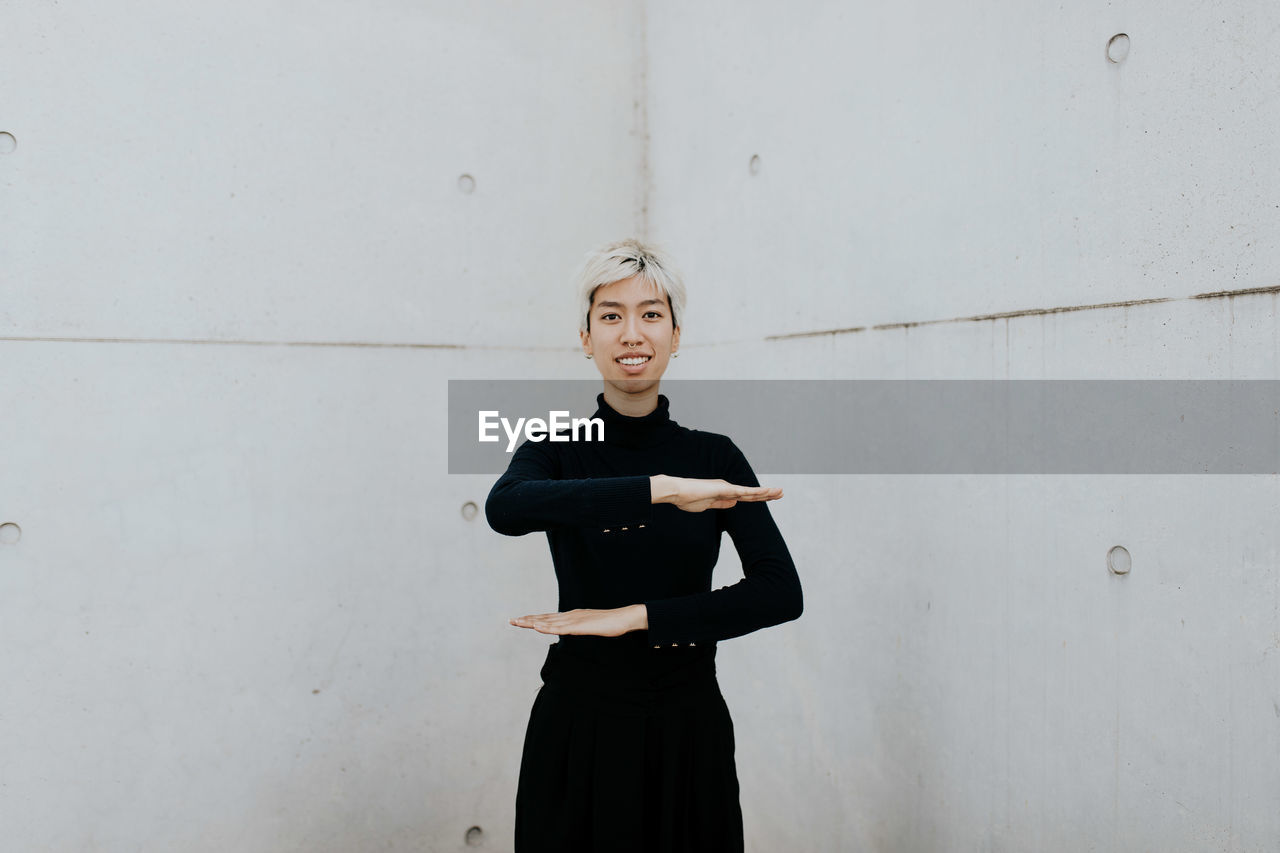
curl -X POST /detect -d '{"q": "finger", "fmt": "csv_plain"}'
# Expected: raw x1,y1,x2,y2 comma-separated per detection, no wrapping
726,484,775,496
510,614,555,627
519,617,562,635
736,487,783,500
511,617,559,634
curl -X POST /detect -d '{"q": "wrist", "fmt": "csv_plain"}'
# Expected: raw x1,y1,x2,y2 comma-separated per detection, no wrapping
627,603,649,632
649,475,678,504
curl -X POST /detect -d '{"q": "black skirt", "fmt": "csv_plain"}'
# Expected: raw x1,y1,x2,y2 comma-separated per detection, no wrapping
514,642,744,853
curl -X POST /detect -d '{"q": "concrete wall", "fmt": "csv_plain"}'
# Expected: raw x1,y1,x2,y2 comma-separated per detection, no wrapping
2,0,1278,851
1,2,642,850
644,1,1280,850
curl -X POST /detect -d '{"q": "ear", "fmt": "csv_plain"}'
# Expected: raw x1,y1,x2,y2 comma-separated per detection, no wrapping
580,328,592,357
671,325,681,352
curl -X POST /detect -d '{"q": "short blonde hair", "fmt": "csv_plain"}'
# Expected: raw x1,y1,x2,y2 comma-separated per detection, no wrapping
574,238,687,333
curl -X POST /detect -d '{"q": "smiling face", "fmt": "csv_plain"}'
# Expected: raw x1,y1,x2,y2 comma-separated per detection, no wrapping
580,275,681,396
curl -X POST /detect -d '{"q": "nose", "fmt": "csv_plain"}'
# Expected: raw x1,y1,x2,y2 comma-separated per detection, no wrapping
621,316,645,344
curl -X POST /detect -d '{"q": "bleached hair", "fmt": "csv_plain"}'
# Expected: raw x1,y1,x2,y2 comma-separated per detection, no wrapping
574,238,687,334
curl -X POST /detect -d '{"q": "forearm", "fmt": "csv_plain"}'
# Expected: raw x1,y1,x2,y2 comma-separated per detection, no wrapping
486,473,652,535
643,572,803,647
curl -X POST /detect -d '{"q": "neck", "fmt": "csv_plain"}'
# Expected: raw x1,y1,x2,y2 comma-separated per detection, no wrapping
601,383,661,418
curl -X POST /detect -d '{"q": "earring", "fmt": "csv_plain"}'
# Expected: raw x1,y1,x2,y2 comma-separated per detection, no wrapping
672,351,679,358
585,354,593,359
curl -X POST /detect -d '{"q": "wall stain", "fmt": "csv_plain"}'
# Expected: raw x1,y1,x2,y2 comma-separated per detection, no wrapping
764,283,1277,341
0,335,468,350
7,285,1275,350
1190,284,1280,299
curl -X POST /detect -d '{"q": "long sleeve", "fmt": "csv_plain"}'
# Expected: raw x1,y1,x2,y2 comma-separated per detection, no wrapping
485,437,654,536
642,438,804,646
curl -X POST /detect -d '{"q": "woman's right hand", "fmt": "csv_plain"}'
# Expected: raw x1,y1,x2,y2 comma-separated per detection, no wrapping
650,474,783,512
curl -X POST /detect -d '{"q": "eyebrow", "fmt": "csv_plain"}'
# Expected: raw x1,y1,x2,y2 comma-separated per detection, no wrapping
595,298,667,310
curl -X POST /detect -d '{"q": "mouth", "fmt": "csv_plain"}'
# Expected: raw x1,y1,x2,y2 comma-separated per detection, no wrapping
615,354,653,373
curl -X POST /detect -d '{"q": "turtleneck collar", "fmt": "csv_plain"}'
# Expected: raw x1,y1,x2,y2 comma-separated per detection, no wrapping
591,392,679,449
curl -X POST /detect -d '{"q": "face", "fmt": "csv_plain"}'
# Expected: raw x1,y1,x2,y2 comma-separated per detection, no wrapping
580,275,681,396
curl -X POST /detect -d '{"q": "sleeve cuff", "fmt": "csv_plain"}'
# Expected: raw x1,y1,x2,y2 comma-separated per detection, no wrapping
591,475,653,528
642,596,703,647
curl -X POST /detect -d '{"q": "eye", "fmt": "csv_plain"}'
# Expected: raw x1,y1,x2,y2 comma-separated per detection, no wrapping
644,311,662,319
600,312,620,321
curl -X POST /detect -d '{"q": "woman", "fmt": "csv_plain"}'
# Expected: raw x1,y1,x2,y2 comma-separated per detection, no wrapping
485,238,803,853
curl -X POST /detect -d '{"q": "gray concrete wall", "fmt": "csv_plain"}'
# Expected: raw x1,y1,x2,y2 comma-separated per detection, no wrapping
644,1,1280,850
1,1,642,850
3,1,1278,851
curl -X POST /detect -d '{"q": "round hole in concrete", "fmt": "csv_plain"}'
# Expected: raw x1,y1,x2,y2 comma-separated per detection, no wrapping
0,523,21,544
1106,33,1130,63
458,173,476,193
461,501,479,521
464,825,484,846
0,132,16,154
748,154,761,175
1107,545,1131,575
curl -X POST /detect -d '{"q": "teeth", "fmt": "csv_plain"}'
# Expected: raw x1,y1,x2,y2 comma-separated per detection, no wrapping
618,356,650,365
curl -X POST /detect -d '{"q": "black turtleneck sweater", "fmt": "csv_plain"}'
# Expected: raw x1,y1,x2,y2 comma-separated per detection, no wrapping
485,392,803,660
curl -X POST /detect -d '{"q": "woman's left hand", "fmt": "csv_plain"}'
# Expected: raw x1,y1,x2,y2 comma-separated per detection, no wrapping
509,604,646,637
